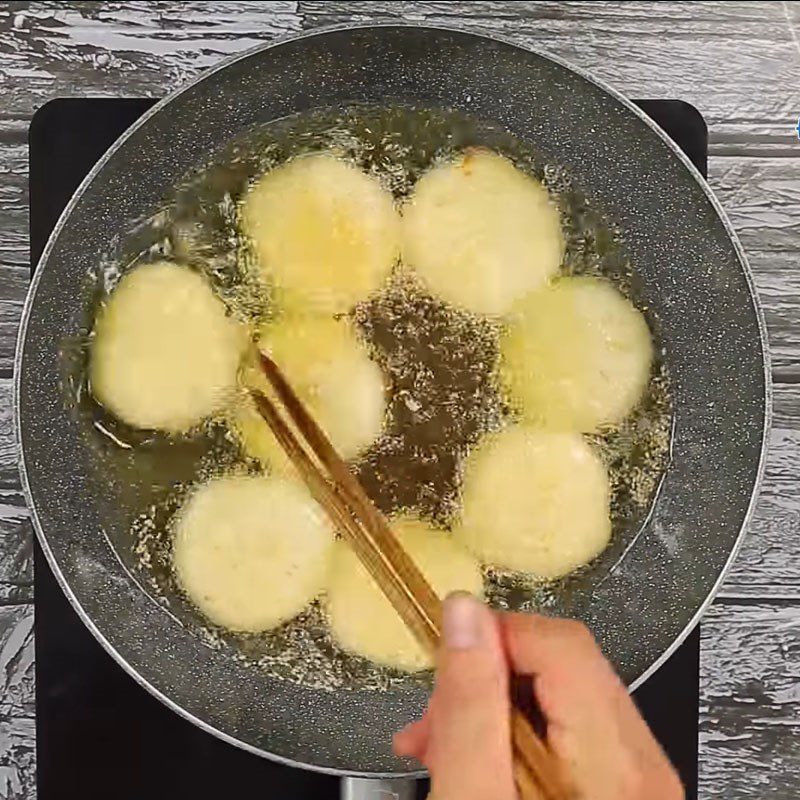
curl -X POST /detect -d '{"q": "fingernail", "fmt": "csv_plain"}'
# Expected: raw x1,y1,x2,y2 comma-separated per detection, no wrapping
443,592,481,650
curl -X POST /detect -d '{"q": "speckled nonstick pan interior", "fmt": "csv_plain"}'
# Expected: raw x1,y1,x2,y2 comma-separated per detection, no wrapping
15,24,769,776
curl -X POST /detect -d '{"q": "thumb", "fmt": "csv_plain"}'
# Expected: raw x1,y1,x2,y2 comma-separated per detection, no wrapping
425,593,517,800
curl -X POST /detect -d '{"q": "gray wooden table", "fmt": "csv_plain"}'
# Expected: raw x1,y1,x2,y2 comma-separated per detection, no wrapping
0,2,797,797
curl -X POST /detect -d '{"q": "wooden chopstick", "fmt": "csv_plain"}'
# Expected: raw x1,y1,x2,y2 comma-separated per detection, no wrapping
251,352,571,800
250,386,440,653
256,352,441,650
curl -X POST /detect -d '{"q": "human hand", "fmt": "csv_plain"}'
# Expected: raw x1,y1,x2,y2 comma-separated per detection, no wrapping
394,593,684,800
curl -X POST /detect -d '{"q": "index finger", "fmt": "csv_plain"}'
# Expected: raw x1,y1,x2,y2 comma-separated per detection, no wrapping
501,613,616,679
500,613,628,720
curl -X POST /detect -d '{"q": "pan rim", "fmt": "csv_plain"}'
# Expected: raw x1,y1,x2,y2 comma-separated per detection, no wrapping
14,20,772,775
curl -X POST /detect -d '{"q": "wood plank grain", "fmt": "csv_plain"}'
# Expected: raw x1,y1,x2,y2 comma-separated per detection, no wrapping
0,717,33,800
0,605,33,800
0,129,27,272
748,251,800,384
0,2,794,136
709,157,800,254
0,606,33,719
699,601,800,800
0,2,301,118
0,267,26,378
0,509,31,607
713,382,800,600
0,128,35,377
0,377,31,607
298,1,800,133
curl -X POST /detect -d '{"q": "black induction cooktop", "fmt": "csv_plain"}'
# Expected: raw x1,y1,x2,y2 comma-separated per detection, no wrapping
29,98,703,800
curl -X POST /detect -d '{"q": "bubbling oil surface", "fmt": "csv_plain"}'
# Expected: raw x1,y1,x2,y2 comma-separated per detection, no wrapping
80,106,671,691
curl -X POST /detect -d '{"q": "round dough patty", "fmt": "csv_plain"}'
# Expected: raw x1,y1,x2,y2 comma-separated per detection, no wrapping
173,475,334,632
241,153,400,314
232,315,386,472
401,150,563,316
327,517,483,672
455,426,611,578
90,261,243,433
500,277,654,433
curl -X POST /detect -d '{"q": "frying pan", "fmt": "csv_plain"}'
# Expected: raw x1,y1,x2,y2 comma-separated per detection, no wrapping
15,23,769,783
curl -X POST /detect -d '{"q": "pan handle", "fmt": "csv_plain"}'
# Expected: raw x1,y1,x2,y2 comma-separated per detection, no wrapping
340,777,418,800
